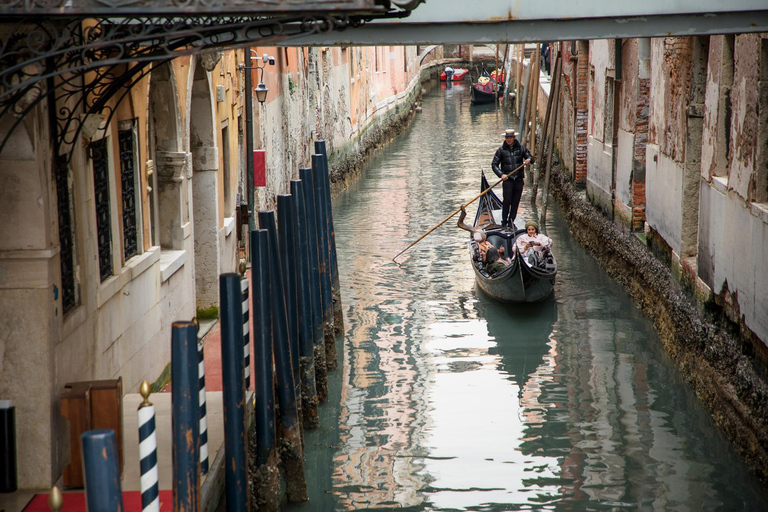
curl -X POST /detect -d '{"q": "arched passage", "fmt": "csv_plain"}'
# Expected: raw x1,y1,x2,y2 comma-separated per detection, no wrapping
148,62,186,249
190,58,221,310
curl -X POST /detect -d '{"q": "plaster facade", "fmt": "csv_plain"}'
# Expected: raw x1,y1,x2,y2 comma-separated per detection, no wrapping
543,34,767,372
0,39,423,489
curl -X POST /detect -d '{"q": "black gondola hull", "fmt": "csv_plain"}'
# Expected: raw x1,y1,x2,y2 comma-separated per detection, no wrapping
469,173,557,303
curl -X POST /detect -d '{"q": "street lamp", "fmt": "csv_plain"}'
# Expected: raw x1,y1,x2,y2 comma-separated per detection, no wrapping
254,81,268,104
244,51,274,104
242,50,275,232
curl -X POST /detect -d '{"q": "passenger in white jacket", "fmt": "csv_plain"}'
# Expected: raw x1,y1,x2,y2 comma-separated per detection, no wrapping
515,220,552,261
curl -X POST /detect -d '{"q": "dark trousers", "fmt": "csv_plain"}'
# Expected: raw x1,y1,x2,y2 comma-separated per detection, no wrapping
502,178,524,224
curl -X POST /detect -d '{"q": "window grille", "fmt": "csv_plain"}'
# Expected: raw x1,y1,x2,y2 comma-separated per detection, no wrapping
55,160,77,313
119,128,138,260
91,138,113,281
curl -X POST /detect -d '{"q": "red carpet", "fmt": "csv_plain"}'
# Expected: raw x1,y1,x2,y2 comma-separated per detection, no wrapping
23,490,173,511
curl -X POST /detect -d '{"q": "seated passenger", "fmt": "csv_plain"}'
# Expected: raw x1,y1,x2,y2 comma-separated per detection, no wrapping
515,220,552,265
497,245,511,265
458,205,493,262
473,232,494,262
485,246,506,276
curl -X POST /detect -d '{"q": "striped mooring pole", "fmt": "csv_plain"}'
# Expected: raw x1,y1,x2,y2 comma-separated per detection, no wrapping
48,485,63,511
82,429,124,512
242,277,251,391
198,338,209,476
192,317,209,476
137,380,160,512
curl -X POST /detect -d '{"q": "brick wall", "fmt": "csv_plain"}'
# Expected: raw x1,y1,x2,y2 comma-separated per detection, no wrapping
575,41,589,185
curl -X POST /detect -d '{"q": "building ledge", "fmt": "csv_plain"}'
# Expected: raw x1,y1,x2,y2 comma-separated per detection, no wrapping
750,202,768,224
159,250,186,283
97,248,162,308
223,216,235,237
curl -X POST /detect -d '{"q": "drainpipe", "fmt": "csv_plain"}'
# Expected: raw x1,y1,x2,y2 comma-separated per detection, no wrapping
245,49,255,232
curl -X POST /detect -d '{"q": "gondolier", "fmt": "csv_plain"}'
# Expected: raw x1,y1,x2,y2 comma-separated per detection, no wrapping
491,129,534,228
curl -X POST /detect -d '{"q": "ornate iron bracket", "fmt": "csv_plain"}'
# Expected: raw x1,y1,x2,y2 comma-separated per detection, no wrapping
0,8,408,158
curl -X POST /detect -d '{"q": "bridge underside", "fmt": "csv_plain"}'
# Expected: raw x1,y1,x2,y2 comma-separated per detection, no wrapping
1,0,767,152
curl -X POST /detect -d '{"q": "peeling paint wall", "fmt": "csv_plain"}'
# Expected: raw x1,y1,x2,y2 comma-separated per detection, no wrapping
729,34,762,199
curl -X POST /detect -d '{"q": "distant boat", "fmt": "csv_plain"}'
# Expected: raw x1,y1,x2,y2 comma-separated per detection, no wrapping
469,172,556,303
470,69,504,105
440,68,469,81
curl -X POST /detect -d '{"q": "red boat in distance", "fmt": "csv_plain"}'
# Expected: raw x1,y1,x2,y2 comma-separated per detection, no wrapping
440,68,469,81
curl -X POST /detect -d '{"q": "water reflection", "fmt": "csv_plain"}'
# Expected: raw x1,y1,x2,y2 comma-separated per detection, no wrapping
290,83,767,511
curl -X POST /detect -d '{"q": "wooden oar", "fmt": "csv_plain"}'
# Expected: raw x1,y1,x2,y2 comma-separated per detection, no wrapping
392,163,526,262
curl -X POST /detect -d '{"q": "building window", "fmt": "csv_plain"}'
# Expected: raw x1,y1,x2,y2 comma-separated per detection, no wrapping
55,159,79,314
91,138,113,281
222,123,232,216
119,125,139,261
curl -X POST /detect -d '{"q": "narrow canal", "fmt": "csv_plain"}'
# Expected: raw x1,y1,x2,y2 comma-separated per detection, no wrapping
288,82,767,510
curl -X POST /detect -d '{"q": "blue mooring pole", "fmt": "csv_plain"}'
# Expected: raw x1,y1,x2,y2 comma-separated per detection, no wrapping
82,429,124,512
257,210,298,412
249,229,281,510
220,273,248,512
290,179,319,429
277,194,301,394
171,321,200,511
257,210,308,503
311,155,337,371
298,167,328,402
313,141,344,335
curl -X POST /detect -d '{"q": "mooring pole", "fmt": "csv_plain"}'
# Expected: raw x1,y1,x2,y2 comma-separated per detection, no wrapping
313,141,344,336
220,273,248,512
290,179,319,429
249,229,280,511
277,194,301,395
171,320,200,512
298,168,328,402
137,381,160,512
82,429,124,512
257,211,308,503
311,155,337,371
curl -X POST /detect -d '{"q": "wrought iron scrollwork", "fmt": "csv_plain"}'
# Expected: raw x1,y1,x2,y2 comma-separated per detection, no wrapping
0,13,377,157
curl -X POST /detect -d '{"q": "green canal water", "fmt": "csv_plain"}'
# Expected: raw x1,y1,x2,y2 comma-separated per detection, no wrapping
286,82,767,511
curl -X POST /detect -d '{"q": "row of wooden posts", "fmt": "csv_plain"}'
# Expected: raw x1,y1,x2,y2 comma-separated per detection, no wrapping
512,43,563,223
45,141,344,512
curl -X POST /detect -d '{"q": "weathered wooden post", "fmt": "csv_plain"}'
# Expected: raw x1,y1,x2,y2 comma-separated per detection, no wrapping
249,229,280,511
313,141,344,336
298,167,329,402
171,320,200,512
277,194,301,398
290,179,319,429
81,429,124,512
138,381,160,512
257,211,308,502
311,155,337,371
220,273,249,512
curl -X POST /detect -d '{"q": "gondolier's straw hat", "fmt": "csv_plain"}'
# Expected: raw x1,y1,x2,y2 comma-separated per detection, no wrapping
502,129,517,138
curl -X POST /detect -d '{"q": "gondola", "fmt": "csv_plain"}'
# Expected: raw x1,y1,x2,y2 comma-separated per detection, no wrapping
470,69,504,105
468,173,556,303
